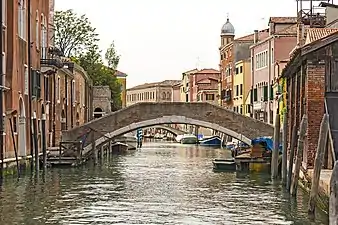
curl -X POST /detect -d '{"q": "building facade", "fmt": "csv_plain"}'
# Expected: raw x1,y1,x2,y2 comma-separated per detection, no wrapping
250,17,297,124
219,17,269,109
126,80,181,106
190,68,220,102
180,69,198,102
115,70,127,108
233,60,251,115
1,0,94,169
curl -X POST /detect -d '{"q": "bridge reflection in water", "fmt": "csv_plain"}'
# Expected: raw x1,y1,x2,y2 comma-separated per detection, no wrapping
0,142,328,225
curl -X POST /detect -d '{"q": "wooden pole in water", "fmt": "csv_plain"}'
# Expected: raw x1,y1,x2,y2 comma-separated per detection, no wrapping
91,130,98,165
271,113,280,179
330,161,338,225
282,110,288,185
308,114,329,214
287,125,298,191
290,114,308,196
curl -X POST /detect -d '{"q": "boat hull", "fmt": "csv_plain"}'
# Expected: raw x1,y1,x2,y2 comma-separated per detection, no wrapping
181,137,197,144
212,159,236,171
200,136,222,146
111,142,129,153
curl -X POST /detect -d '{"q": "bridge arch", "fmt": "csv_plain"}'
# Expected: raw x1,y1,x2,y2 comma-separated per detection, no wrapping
62,102,274,153
146,124,187,136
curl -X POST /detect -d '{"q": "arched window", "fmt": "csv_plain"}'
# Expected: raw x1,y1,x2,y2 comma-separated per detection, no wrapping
18,0,26,39
161,92,166,100
35,10,39,49
166,91,171,100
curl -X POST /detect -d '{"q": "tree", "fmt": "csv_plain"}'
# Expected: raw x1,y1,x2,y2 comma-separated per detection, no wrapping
55,10,122,111
73,44,122,111
53,10,99,57
105,41,120,69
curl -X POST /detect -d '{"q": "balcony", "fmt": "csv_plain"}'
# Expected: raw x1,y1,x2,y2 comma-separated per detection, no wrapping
41,58,64,68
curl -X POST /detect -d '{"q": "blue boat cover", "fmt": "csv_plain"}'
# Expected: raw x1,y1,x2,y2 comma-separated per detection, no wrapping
251,137,274,151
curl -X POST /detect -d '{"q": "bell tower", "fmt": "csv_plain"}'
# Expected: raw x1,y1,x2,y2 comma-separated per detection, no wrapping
220,14,235,47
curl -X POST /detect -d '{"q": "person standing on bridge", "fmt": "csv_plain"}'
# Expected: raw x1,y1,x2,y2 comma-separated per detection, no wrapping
137,128,143,148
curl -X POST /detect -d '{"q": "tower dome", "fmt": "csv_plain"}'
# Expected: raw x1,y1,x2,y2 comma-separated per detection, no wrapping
221,18,235,36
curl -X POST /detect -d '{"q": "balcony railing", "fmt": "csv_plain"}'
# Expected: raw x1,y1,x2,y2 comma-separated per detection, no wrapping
41,58,64,68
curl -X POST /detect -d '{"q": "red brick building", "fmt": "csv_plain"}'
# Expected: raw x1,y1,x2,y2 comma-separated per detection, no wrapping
281,28,338,169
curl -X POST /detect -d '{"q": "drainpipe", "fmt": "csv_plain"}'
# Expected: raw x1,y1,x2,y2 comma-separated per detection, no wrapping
65,77,68,129
0,0,4,181
28,0,34,171
70,79,73,128
52,73,56,146
268,39,272,124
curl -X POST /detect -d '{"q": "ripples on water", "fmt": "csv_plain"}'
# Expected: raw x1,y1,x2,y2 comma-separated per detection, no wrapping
0,142,329,225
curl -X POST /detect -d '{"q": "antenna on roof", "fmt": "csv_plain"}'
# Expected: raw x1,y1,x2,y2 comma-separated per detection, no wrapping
196,57,201,70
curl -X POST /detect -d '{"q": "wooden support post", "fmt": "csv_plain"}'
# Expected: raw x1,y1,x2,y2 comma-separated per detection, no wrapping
271,113,280,179
91,131,98,165
108,140,112,157
282,111,288,185
308,114,329,214
330,161,338,225
287,125,298,191
290,115,308,196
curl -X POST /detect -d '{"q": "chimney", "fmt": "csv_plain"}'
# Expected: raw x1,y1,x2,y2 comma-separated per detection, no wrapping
254,30,259,44
297,23,305,46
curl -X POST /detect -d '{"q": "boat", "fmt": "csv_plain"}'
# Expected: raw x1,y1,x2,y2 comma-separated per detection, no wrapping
111,142,129,153
199,136,222,146
175,134,184,143
114,135,137,150
212,158,236,171
180,134,198,144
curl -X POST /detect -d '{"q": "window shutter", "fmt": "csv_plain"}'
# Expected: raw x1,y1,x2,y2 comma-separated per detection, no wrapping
270,85,274,100
253,88,258,102
263,86,268,101
31,69,36,97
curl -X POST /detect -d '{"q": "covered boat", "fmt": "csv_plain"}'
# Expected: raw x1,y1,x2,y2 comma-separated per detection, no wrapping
200,136,222,146
180,134,198,144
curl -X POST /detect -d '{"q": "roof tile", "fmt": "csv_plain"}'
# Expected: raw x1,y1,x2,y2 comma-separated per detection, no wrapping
269,17,297,24
305,28,338,45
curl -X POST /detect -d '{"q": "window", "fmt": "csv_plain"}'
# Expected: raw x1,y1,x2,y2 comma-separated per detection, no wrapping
236,85,239,96
240,66,243,73
18,0,26,39
13,115,17,133
57,77,60,102
24,65,28,95
35,10,39,49
41,14,47,58
31,70,41,98
72,80,76,104
2,0,6,25
271,47,274,64
263,85,268,101
253,88,258,102
206,94,215,101
255,50,268,69
235,67,239,75
44,75,49,101
240,84,243,95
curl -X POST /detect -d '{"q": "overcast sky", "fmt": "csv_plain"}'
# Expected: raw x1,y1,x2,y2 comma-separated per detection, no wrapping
55,0,298,88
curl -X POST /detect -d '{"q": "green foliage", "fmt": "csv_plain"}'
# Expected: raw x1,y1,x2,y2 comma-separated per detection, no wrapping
54,10,122,111
105,41,120,69
53,10,99,57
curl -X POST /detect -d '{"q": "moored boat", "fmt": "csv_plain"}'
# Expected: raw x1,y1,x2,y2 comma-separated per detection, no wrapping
111,142,129,153
199,136,222,146
180,134,198,144
212,158,236,171
175,134,184,143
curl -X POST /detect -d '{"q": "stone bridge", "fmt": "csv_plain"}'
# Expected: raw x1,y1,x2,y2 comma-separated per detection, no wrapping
148,125,187,136
62,102,274,153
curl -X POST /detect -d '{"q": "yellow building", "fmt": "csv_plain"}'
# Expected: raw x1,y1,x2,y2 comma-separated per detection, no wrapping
180,68,198,102
115,70,128,108
233,60,251,115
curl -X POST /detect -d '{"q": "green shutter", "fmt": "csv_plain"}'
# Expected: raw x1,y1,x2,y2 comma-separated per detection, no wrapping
263,86,268,101
31,69,37,97
253,88,258,102
270,85,274,100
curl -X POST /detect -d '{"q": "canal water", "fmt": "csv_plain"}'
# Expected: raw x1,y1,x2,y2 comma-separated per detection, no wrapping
0,142,329,225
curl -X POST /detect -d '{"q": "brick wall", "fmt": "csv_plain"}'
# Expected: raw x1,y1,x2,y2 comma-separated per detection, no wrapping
305,60,325,168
